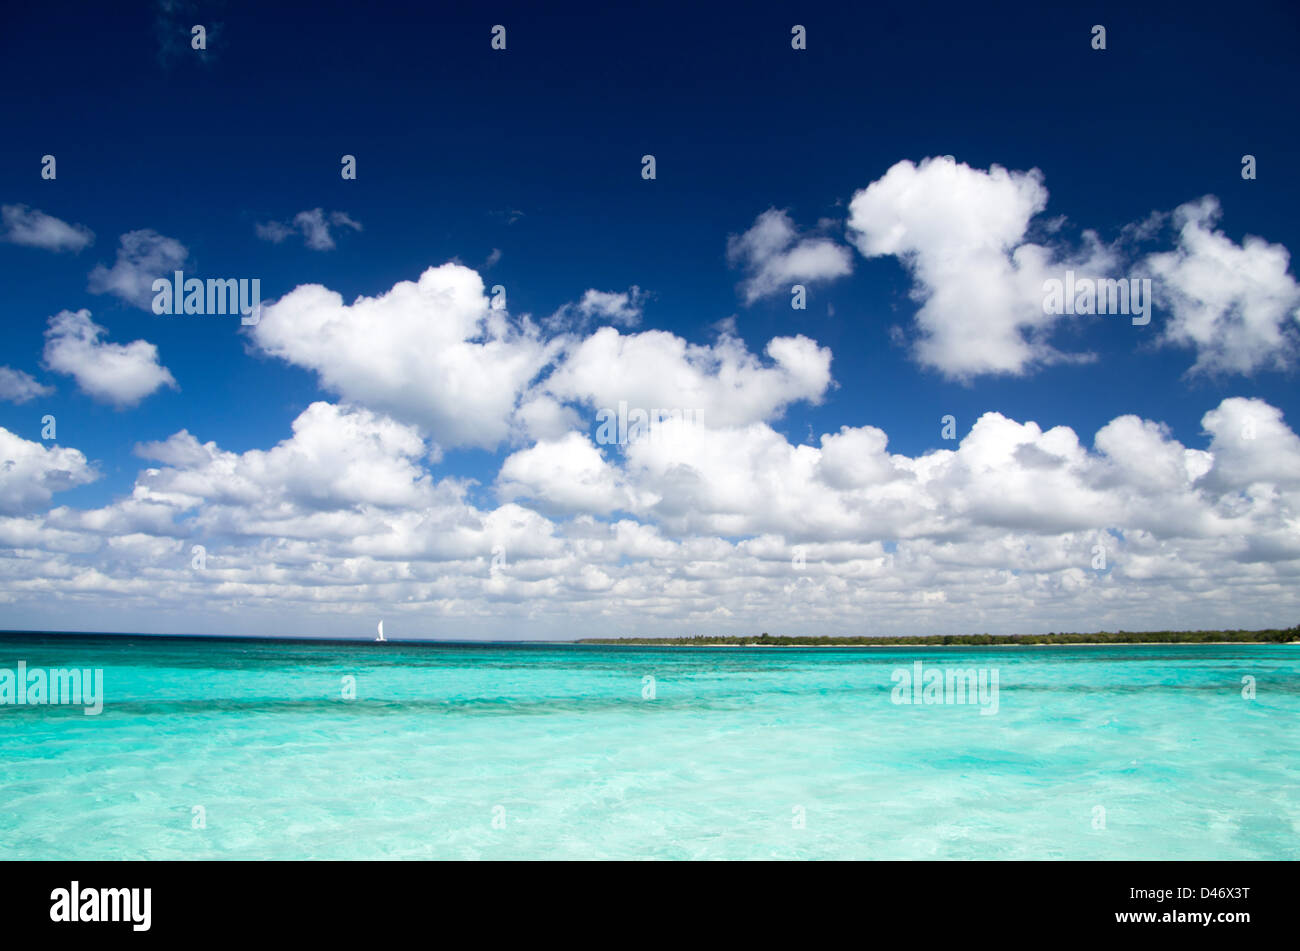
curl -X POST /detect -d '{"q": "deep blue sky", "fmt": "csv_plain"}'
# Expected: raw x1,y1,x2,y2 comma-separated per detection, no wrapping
3,0,1297,512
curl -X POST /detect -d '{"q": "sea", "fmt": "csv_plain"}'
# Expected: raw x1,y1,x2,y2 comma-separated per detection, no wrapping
0,634,1296,860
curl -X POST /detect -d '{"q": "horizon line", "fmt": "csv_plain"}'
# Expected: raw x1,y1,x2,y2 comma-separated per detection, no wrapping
0,626,1296,649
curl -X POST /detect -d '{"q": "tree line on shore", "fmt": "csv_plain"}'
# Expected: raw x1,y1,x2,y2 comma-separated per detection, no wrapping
578,626,1300,646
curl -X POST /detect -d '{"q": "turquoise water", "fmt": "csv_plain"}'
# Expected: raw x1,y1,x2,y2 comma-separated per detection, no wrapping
0,635,1296,860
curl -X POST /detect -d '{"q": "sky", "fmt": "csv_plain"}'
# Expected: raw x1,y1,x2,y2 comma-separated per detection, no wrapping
0,0,1298,638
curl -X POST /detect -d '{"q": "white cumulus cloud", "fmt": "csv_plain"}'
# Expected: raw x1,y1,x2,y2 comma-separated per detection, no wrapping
498,432,635,515
87,229,188,309
727,208,852,304
1146,196,1300,375
1,204,94,252
542,325,832,430
249,263,554,451
42,309,177,408
847,156,1114,379
0,427,97,514
0,367,53,404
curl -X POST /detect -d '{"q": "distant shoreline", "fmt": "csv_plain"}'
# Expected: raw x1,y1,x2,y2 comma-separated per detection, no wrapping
576,640,1300,648
579,628,1299,647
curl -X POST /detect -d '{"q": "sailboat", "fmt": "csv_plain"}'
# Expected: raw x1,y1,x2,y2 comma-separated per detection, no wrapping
376,619,387,643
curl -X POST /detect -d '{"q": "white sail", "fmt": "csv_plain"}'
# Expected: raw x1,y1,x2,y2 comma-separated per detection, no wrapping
376,619,386,642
